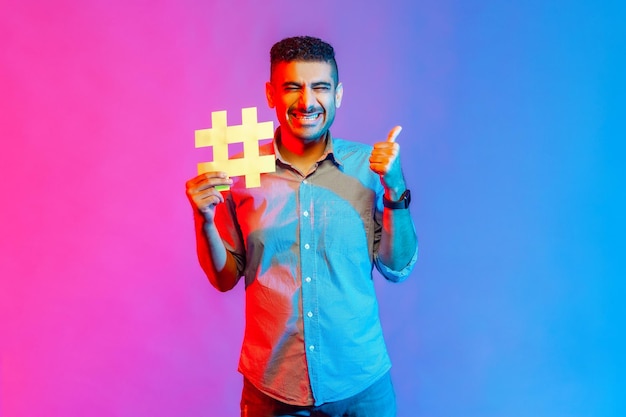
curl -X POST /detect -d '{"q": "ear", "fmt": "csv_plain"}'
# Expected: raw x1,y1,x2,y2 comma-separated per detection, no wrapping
266,82,275,108
335,82,344,108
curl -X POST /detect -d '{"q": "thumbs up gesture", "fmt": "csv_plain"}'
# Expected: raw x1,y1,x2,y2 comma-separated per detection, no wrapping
369,126,404,190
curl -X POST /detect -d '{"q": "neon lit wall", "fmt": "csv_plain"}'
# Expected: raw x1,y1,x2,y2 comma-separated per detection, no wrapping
1,1,624,416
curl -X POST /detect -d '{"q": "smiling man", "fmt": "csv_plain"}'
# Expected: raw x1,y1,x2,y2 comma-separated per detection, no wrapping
186,36,418,417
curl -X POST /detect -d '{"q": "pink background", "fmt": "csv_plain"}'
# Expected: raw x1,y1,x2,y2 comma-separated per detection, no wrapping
1,1,624,416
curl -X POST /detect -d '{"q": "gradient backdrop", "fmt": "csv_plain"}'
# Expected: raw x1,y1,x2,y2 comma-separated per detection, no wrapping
1,1,624,416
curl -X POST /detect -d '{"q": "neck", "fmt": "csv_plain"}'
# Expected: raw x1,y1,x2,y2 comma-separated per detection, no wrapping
277,130,329,174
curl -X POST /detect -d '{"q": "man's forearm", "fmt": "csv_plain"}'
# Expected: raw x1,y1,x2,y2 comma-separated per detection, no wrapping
193,212,240,292
378,208,418,271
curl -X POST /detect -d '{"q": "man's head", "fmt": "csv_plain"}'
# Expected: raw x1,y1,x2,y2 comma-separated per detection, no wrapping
266,36,343,145
270,36,338,84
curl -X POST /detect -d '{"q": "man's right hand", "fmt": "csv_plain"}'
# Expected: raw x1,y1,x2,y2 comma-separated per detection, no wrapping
185,171,233,223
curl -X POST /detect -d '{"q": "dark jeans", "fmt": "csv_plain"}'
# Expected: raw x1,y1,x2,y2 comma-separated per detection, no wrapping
240,372,397,417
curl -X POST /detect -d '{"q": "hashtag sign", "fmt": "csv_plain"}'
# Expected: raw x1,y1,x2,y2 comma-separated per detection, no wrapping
195,107,275,189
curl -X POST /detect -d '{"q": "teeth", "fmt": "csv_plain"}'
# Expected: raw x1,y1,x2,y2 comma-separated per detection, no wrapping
295,114,319,120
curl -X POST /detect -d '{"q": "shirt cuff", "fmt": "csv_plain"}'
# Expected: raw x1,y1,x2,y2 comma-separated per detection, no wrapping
375,245,418,283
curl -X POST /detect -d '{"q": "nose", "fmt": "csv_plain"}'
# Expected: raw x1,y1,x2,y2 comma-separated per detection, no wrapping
299,86,316,110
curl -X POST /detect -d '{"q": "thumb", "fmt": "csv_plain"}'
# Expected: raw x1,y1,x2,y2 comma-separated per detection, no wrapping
386,125,403,143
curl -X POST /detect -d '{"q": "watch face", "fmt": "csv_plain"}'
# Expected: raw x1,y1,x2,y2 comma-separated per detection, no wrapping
404,190,411,206
397,190,410,208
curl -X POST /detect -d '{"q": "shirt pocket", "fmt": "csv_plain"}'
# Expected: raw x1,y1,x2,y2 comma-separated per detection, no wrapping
319,196,374,256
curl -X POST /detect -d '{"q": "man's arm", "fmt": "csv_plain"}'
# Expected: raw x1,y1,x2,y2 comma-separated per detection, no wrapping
186,172,240,291
369,127,418,272
377,186,418,271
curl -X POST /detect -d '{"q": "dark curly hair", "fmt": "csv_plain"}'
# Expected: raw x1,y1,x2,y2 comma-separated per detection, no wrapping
270,36,338,83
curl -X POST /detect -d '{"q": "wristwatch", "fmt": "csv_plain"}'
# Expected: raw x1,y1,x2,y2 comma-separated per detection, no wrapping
383,189,411,209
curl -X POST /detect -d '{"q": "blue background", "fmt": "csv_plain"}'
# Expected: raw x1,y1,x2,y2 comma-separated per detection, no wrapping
1,0,624,416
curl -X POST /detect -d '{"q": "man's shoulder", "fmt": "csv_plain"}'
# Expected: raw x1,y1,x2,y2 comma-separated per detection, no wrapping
331,137,372,157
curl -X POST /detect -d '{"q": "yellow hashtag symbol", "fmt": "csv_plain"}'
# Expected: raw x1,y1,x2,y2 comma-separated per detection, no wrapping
195,107,276,190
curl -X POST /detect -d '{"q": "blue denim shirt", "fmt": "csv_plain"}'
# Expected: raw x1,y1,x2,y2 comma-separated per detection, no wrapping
215,133,417,406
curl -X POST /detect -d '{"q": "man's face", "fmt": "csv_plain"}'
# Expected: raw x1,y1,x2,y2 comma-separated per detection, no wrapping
266,60,343,145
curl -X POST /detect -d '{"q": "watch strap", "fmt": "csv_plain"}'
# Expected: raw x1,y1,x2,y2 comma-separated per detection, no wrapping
383,189,411,209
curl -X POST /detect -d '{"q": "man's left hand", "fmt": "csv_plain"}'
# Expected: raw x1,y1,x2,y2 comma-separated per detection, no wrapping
369,126,404,193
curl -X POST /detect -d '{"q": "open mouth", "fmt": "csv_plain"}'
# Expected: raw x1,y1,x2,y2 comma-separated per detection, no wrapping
292,112,322,122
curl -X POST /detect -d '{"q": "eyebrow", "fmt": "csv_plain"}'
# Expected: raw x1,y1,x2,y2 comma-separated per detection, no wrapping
281,81,333,89
312,81,332,88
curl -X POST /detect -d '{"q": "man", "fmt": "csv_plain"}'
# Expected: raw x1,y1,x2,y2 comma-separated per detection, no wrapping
186,36,418,417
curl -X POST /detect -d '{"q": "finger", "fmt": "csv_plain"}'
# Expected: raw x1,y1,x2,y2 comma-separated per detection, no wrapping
386,125,403,143
373,141,398,150
370,149,398,166
193,190,224,210
187,175,232,192
197,191,224,205
369,153,392,164
187,171,229,187
197,177,232,192
369,162,391,176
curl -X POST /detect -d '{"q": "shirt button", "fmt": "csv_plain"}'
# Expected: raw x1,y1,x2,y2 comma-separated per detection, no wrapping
304,244,310,250
303,211,309,217
307,311,313,318
305,277,312,283
309,345,315,351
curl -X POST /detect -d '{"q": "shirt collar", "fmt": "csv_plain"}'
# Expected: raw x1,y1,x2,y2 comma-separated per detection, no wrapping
272,129,343,168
